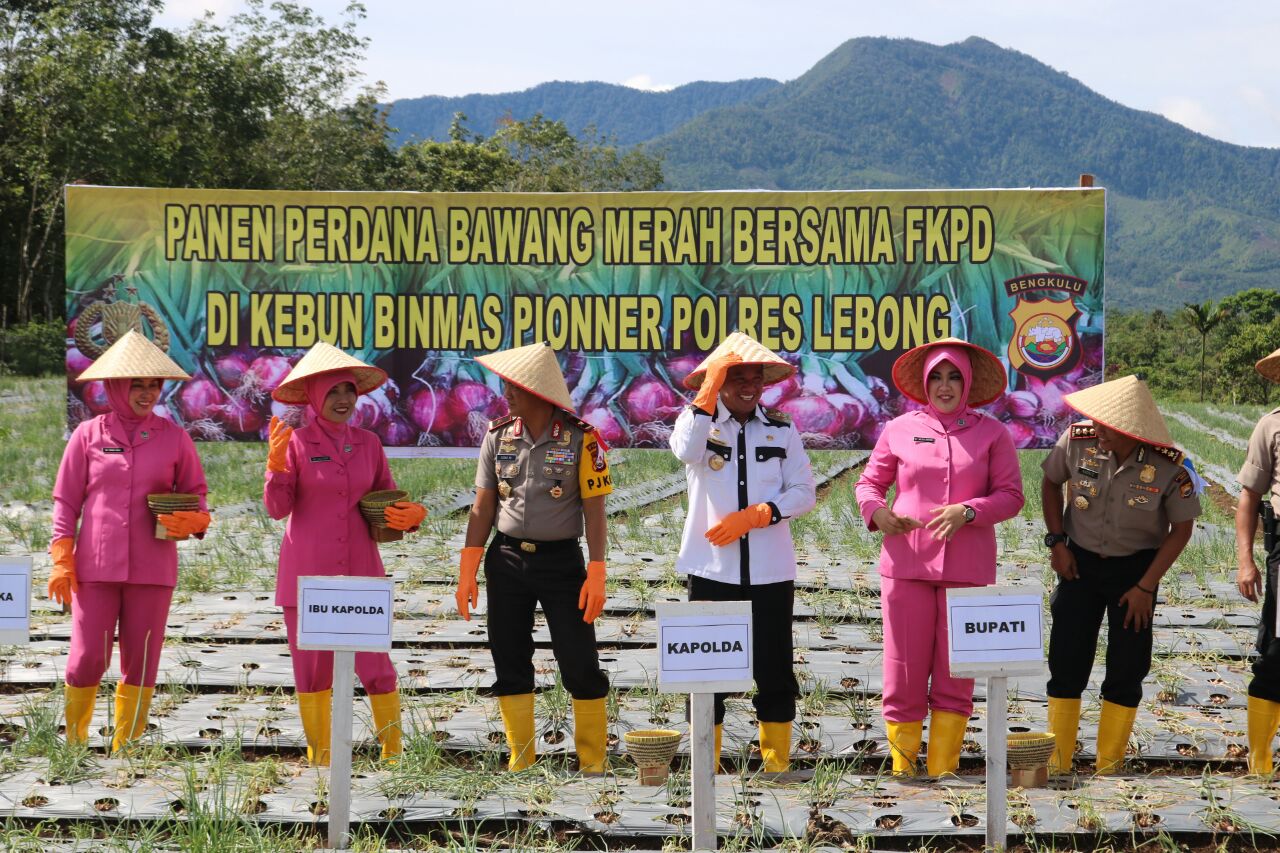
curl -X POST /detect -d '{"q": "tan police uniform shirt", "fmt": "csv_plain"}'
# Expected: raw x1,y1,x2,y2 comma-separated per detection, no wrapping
476,410,613,541
1238,407,1280,514
1042,421,1202,557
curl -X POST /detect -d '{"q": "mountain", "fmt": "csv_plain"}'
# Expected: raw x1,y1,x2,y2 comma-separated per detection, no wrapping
650,37,1280,310
390,38,1280,311
386,78,782,146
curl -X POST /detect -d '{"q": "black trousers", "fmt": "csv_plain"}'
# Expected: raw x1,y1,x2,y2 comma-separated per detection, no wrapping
1248,538,1280,701
1046,543,1157,709
688,574,799,725
484,533,609,700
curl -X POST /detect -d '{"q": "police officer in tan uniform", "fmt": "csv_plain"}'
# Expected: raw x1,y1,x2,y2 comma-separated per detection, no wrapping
1236,346,1280,773
1041,375,1200,775
454,342,613,774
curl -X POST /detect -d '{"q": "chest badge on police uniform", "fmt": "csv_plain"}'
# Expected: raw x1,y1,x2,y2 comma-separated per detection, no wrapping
549,485,563,499
1074,495,1090,510
499,482,512,498
709,455,725,471
1127,496,1150,507
502,463,520,478
1140,464,1156,483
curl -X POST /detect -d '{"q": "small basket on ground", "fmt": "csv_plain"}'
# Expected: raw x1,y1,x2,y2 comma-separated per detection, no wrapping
1007,731,1056,788
624,729,682,785
359,489,409,543
147,493,200,541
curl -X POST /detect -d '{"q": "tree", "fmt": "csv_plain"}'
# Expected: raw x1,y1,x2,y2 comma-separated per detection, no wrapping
1181,300,1227,402
1218,317,1280,405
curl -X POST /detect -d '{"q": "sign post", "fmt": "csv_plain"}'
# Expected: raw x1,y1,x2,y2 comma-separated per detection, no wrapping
0,557,32,645
655,601,753,852
945,586,1045,853
297,576,395,852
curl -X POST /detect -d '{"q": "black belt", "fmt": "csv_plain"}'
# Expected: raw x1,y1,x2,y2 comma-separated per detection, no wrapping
1069,541,1156,561
493,531,577,554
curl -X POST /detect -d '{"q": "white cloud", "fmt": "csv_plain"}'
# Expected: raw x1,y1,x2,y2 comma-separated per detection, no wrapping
621,74,676,92
1158,96,1224,138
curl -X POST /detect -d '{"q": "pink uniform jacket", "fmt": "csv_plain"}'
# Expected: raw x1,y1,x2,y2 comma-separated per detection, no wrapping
52,413,208,587
264,422,396,607
855,410,1024,585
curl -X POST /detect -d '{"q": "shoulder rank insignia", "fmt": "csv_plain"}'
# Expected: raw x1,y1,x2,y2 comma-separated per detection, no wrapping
1148,444,1183,465
564,413,595,434
488,414,516,432
763,408,792,427
1070,422,1096,440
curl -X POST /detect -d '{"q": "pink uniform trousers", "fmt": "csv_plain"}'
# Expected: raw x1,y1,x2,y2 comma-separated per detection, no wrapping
881,576,976,722
282,607,397,695
66,582,173,689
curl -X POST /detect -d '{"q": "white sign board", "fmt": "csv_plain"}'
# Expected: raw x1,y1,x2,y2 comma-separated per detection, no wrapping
296,576,394,652
0,556,31,644
655,601,753,693
946,586,1045,678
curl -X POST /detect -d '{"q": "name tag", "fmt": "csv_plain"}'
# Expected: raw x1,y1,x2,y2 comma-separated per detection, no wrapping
913,437,935,444
496,453,517,462
310,455,331,463
102,447,125,454
1076,467,1098,479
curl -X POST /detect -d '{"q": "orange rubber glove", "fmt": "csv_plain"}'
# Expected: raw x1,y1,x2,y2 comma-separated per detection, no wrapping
158,510,212,538
705,503,774,547
579,560,607,623
48,537,78,605
692,352,743,414
266,416,293,474
384,501,427,532
456,546,484,621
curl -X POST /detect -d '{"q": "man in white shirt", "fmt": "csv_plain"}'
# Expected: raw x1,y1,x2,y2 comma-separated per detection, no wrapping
670,332,817,772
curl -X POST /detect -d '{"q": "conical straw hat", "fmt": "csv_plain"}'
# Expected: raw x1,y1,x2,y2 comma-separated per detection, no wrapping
76,330,191,382
1256,346,1280,384
1063,374,1174,447
271,342,387,404
476,341,574,411
891,337,1007,406
682,331,796,390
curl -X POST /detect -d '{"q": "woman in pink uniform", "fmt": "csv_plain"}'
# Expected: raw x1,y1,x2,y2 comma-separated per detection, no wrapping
50,330,211,751
855,337,1024,776
264,342,427,765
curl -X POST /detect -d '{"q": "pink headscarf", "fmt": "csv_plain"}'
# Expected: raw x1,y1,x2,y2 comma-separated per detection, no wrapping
921,345,973,430
105,378,156,440
304,370,357,454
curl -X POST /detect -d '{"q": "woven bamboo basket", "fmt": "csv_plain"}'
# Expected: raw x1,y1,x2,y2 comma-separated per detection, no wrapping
147,492,200,541
359,489,409,542
623,729,682,767
1007,732,1056,769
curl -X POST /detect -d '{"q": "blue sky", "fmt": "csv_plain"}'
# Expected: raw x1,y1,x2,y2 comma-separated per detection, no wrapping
159,1,1280,149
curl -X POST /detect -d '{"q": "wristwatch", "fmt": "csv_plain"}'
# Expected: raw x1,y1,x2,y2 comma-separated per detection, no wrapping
962,504,976,523
1043,532,1068,548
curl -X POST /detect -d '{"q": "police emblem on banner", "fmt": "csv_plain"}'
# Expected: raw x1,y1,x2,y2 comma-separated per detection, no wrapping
1005,274,1085,379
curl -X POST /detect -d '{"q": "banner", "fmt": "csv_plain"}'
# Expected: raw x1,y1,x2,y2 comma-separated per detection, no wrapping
65,186,1104,450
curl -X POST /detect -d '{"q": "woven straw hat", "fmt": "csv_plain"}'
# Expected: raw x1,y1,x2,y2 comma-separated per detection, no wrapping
271,342,387,404
1063,374,1174,446
1256,346,1280,384
682,331,796,390
76,330,191,382
892,337,1007,406
476,341,574,411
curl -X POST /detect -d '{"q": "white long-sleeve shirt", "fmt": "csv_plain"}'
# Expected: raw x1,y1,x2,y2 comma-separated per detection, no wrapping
670,401,817,585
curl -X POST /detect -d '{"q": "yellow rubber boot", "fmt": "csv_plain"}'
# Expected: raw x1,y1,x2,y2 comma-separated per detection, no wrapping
1095,700,1137,775
297,689,332,767
498,693,536,771
758,721,792,772
111,683,155,752
885,720,923,775
714,723,723,773
64,683,98,745
1047,697,1082,774
368,690,402,761
1248,696,1280,775
573,697,608,774
926,710,969,776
